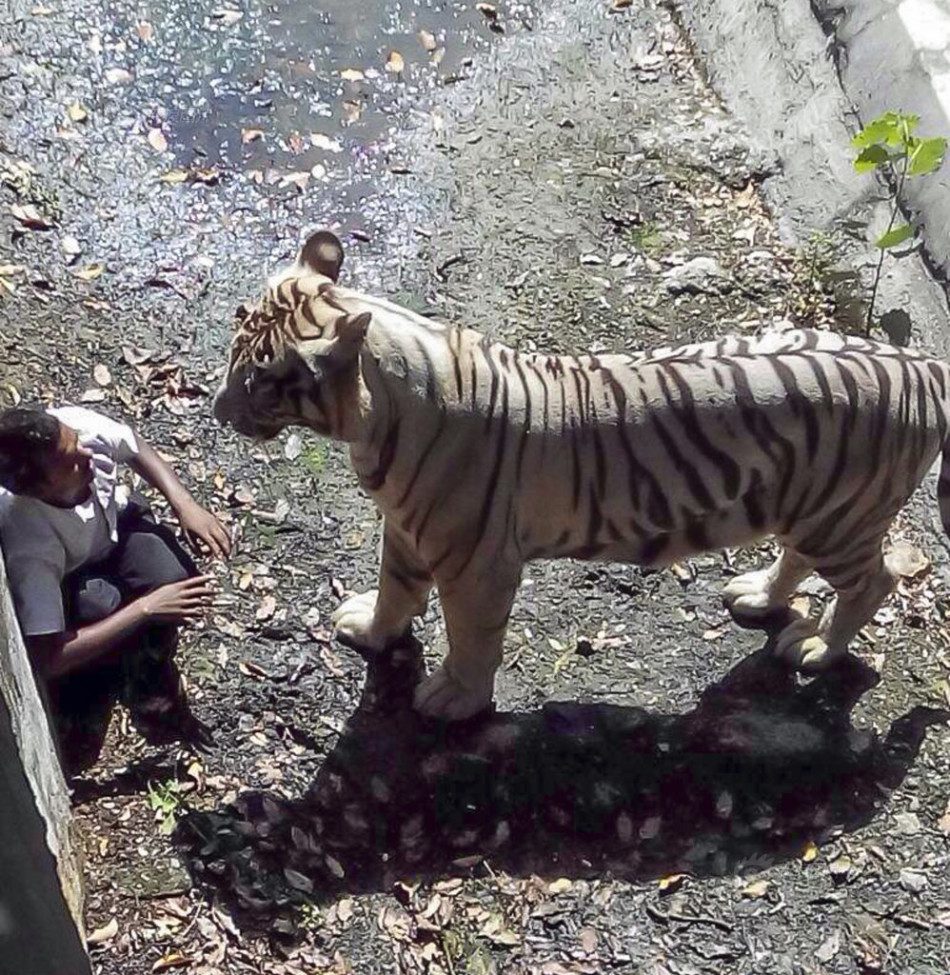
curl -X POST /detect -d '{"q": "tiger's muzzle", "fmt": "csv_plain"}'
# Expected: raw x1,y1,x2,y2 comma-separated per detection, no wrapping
212,383,281,440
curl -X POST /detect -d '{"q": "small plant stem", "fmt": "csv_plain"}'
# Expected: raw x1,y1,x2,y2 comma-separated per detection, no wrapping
865,135,910,334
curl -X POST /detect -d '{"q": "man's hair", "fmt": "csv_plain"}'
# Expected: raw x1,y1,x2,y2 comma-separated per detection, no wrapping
0,407,60,494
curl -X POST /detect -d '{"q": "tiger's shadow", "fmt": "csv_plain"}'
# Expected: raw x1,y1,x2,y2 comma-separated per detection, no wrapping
174,634,948,940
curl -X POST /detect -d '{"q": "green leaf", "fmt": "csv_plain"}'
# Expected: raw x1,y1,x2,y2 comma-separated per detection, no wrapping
853,144,891,172
852,111,919,149
852,115,898,149
876,223,913,249
907,136,947,175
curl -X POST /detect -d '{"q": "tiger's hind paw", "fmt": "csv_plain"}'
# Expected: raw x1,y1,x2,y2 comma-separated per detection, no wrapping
332,590,403,652
774,618,844,671
413,664,493,722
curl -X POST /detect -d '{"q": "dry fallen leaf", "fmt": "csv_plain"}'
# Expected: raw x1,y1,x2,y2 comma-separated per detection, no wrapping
122,345,155,365
152,953,190,973
888,540,930,579
611,0,633,8
81,388,107,403
94,364,112,387
104,67,132,84
192,166,220,185
385,50,405,74
10,203,52,230
256,595,277,621
283,867,314,893
238,660,269,680
159,169,189,184
75,262,105,280
310,132,342,153
147,128,168,153
476,2,498,20
658,873,685,894
670,561,692,583
87,917,119,946
480,912,520,946
741,878,769,898
340,67,365,82
899,868,928,893
419,29,437,52
231,484,254,506
241,127,264,144
801,840,819,863
378,904,412,940
66,101,88,123
829,854,852,881
341,100,363,124
938,798,950,835
548,878,572,894
60,235,82,260
211,7,243,25
578,926,598,953
284,433,303,460
816,931,841,963
279,171,310,191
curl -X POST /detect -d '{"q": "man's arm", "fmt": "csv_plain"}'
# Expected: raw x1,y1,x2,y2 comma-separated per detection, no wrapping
27,575,215,679
129,435,231,558
28,600,154,678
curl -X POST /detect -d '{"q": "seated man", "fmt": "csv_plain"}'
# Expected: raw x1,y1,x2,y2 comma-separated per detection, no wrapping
0,404,231,771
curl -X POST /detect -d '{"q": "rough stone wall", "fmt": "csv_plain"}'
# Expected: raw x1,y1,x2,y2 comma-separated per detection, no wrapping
0,553,89,972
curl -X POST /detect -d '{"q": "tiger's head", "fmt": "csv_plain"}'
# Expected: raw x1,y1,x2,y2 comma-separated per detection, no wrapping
213,231,371,442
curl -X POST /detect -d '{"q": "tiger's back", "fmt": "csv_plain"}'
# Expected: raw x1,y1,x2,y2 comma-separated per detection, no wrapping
352,315,950,581
510,328,950,570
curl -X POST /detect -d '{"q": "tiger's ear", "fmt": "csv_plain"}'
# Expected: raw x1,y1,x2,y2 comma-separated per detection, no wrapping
319,311,370,366
299,230,344,281
309,311,370,372
335,311,371,354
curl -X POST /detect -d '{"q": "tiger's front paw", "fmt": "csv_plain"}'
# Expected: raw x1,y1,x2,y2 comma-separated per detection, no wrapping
413,663,494,721
332,590,406,652
723,569,787,619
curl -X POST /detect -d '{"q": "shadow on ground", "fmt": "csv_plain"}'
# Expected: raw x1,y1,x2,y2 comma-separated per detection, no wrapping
173,633,948,940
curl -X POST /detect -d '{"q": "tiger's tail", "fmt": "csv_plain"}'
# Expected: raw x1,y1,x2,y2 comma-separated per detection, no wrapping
940,437,950,537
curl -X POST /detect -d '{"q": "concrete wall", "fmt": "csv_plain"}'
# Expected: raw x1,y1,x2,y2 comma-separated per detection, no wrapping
675,0,950,356
0,555,90,972
815,0,950,280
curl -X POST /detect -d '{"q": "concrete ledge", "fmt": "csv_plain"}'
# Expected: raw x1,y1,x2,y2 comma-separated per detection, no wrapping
673,0,868,240
0,554,90,972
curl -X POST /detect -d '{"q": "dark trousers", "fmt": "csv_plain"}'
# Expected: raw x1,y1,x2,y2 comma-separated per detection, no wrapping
48,495,200,772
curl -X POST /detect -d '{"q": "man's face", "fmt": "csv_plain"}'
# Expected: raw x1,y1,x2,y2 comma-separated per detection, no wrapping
33,423,95,506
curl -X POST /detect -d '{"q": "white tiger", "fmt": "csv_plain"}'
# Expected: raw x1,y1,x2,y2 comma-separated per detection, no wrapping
213,231,950,720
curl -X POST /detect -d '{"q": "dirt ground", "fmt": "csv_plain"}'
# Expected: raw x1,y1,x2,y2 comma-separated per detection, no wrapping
2,0,950,973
